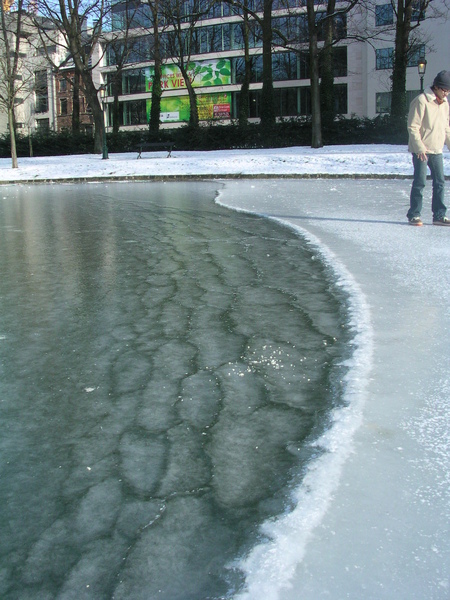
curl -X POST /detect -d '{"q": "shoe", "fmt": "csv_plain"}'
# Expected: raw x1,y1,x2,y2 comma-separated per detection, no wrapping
432,216,450,226
409,216,423,226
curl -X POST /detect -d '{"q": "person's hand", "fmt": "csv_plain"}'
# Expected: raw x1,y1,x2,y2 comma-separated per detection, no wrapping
417,152,428,161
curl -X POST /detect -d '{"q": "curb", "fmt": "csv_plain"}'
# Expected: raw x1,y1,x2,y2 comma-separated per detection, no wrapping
0,173,420,186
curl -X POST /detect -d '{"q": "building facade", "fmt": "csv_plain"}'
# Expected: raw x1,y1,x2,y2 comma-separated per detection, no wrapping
1,0,449,136
54,69,94,135
98,0,449,131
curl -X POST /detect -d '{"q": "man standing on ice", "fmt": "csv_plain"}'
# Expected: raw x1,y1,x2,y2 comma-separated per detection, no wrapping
407,69,450,226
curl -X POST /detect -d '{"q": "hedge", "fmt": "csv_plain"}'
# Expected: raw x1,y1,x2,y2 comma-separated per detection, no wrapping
0,116,408,158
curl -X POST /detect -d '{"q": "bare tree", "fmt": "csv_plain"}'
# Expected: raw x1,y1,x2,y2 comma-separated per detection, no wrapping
236,0,255,128
260,0,275,129
269,0,357,147
227,0,275,130
34,0,109,152
320,0,337,128
147,0,163,136
0,0,33,167
390,0,432,123
102,0,155,133
162,0,217,128
306,0,358,146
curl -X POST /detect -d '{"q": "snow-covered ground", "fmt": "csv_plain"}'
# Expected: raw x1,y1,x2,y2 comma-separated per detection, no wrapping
1,145,449,599
1,144,449,181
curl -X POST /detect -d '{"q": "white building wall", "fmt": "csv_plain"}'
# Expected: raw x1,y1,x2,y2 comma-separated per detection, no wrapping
0,111,7,133
347,41,365,116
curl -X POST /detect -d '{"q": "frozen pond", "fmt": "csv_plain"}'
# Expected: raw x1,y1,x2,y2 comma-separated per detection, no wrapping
0,182,352,599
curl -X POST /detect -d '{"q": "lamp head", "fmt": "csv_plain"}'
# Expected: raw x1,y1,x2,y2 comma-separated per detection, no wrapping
418,58,427,76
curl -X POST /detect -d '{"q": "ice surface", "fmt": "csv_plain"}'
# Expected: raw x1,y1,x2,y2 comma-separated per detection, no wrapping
0,181,349,599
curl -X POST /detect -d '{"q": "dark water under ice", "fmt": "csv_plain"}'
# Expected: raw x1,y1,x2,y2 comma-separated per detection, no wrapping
0,182,351,599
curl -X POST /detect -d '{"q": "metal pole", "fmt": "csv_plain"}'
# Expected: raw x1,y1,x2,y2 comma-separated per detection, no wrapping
102,93,109,160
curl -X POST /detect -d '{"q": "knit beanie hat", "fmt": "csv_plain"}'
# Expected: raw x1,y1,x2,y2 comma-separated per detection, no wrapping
433,70,450,90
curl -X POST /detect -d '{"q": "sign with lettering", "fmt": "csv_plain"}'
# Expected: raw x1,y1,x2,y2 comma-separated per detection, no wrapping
147,92,231,123
146,59,231,91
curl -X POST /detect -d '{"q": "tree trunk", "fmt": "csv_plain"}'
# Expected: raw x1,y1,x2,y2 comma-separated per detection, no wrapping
390,0,412,124
149,10,162,137
72,70,81,133
81,72,104,153
8,106,18,168
238,6,252,129
260,0,276,130
307,0,323,148
149,44,162,138
149,62,162,136
112,69,121,134
180,64,199,128
320,0,335,129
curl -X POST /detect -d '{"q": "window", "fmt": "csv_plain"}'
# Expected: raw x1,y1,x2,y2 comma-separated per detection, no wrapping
375,4,393,26
375,45,424,71
334,84,348,114
60,98,68,115
111,0,151,30
35,70,49,113
376,47,394,70
119,99,147,125
298,52,310,80
231,55,263,84
273,53,298,81
316,12,347,42
36,45,56,56
107,36,152,66
318,46,347,78
274,88,299,117
411,0,426,22
248,90,261,118
332,46,348,77
206,1,232,19
193,24,231,54
299,86,311,115
118,69,146,95
376,91,391,113
376,89,423,113
36,119,50,131
59,78,67,92
407,44,426,67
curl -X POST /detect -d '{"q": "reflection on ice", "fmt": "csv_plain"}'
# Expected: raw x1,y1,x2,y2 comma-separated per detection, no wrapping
0,182,350,599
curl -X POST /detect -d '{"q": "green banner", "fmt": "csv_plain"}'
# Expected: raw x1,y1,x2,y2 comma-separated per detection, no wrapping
146,59,231,92
145,59,231,123
146,92,231,123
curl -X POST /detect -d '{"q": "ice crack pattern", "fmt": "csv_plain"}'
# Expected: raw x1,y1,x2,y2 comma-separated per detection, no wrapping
0,182,351,599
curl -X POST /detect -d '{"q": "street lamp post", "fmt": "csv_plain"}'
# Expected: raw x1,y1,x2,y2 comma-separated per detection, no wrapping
418,58,427,93
100,85,109,160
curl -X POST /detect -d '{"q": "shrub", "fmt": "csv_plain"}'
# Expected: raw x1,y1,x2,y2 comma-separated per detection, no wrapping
0,116,408,159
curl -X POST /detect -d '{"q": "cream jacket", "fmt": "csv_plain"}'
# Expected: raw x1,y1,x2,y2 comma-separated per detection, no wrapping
407,89,450,154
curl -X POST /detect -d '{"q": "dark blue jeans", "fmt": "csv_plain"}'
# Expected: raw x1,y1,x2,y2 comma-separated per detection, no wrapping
408,153,447,220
